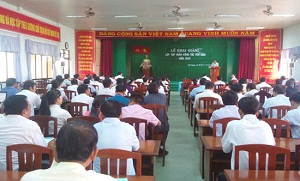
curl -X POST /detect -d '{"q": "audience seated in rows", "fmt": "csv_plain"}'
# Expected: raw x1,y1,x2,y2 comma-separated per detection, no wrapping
93,100,139,175
21,119,115,181
209,91,240,136
221,96,275,170
282,92,300,138
16,80,41,116
122,93,161,140
0,95,46,170
40,90,72,134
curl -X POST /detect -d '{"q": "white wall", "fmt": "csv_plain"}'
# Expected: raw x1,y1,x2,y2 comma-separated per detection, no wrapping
283,24,300,49
0,1,75,81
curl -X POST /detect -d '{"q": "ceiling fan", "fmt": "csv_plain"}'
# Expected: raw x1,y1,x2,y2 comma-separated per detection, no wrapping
65,7,95,18
128,22,145,30
163,6,189,17
206,22,223,30
263,5,273,16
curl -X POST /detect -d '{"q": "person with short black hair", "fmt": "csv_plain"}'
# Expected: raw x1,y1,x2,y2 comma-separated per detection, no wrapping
122,93,161,140
0,95,46,170
91,76,104,90
83,78,96,94
40,90,72,134
285,78,298,97
63,74,71,86
209,91,240,136
16,80,41,116
281,75,287,85
73,73,83,85
263,85,290,118
221,96,275,170
256,77,271,90
83,95,105,119
114,71,124,80
244,83,258,97
230,83,244,101
93,100,139,175
189,78,207,98
67,79,78,95
214,76,225,85
107,85,130,106
201,73,211,81
48,79,69,102
282,92,300,138
71,84,94,114
0,78,20,98
21,119,115,181
96,78,115,96
238,78,247,93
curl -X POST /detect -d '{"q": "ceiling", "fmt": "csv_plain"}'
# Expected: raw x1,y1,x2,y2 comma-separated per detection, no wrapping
2,0,300,31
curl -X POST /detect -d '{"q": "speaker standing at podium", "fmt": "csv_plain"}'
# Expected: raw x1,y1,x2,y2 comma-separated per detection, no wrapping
210,59,219,67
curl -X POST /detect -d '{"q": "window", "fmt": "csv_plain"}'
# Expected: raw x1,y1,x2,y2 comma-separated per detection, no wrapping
31,55,54,79
0,51,16,82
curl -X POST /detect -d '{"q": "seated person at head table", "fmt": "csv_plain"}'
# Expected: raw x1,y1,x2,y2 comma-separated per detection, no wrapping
21,119,116,181
282,92,300,138
93,100,139,175
0,95,46,171
209,91,240,136
221,97,275,170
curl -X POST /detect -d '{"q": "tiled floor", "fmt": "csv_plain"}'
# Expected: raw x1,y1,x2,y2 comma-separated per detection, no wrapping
154,92,204,181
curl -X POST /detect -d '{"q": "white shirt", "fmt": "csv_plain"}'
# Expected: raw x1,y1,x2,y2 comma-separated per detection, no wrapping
93,118,139,175
110,78,117,86
209,105,240,136
96,88,115,96
256,82,272,90
202,76,211,81
91,82,104,90
282,106,300,138
221,114,275,170
114,75,124,80
0,115,46,170
21,162,116,181
214,80,226,85
135,78,143,83
63,79,71,86
16,90,41,116
262,94,291,118
244,89,259,97
71,94,94,114
67,85,78,96
237,93,244,101
49,105,72,134
211,62,219,67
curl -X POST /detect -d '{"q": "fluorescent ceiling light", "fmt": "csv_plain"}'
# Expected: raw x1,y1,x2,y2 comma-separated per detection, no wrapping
246,27,265,30
272,14,295,17
215,14,240,17
167,27,184,30
65,15,88,18
90,28,108,30
114,15,137,18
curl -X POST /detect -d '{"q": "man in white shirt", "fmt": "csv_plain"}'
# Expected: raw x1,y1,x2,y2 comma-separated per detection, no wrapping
221,96,275,170
209,91,240,136
67,79,79,96
201,73,211,81
244,83,258,97
91,76,104,90
0,95,46,171
71,84,94,114
230,84,244,101
282,92,300,138
114,72,124,80
214,76,225,85
96,78,115,96
63,74,71,86
193,82,223,119
210,59,219,67
262,85,290,118
135,74,144,83
93,100,139,175
21,120,115,181
16,80,41,116
73,74,83,85
256,77,272,90
83,79,96,95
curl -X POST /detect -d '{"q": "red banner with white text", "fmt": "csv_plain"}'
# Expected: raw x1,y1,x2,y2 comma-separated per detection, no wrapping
0,6,60,42
258,30,282,83
75,31,95,79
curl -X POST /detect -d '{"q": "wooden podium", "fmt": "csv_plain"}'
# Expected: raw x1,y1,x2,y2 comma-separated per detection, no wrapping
210,66,221,82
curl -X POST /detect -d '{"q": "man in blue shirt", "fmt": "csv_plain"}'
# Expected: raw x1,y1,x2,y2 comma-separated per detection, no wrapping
107,85,129,106
189,78,207,99
1,78,20,98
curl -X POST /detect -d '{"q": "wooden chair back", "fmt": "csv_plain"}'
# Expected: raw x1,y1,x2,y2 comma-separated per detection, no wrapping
214,88,227,95
29,115,58,138
67,116,100,125
121,117,148,139
215,84,226,90
198,97,219,119
260,87,271,92
295,144,300,170
269,105,291,119
96,149,142,176
234,144,290,170
143,104,167,166
213,117,239,136
35,80,47,89
254,91,271,106
6,144,54,171
64,90,76,101
262,118,291,138
99,94,113,100
65,102,89,117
